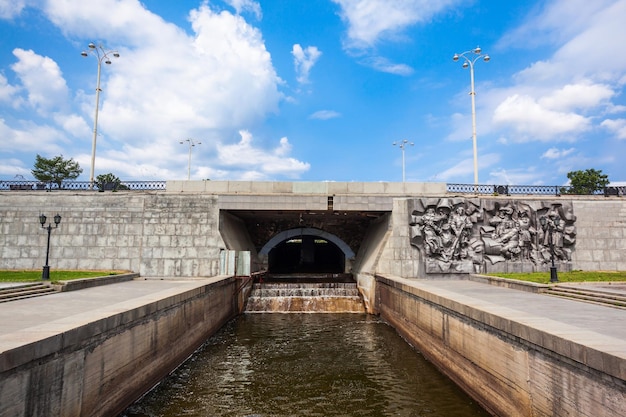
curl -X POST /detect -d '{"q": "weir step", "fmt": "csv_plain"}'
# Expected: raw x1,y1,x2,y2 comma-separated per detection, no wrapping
0,283,57,303
543,285,626,310
245,282,366,313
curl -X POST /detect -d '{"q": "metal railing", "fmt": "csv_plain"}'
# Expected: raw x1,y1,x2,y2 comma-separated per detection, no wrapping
447,183,625,196
0,180,166,191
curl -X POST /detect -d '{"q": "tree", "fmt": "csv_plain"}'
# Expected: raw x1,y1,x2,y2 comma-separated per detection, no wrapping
95,172,125,191
565,168,609,195
31,154,83,189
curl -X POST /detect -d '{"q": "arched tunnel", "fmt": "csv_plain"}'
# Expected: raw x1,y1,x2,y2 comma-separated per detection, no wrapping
221,209,387,276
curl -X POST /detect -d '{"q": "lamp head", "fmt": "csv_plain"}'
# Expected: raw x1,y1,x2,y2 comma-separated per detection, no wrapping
39,214,47,227
113,52,120,58
105,60,112,65
452,53,459,61
81,51,88,57
483,54,490,62
54,213,62,226
88,42,96,49
473,46,482,54
462,62,469,69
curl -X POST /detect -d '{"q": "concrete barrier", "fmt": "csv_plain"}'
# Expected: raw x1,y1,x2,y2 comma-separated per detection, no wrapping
375,275,626,417
0,277,239,417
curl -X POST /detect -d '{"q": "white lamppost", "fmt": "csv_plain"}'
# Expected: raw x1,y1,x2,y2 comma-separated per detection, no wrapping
180,138,201,180
453,46,490,187
393,139,414,182
81,43,119,190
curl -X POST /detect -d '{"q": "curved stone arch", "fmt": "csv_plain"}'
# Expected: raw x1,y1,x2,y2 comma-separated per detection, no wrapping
259,227,355,259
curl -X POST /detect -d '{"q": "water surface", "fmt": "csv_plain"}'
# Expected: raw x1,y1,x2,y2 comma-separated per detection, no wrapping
121,314,488,417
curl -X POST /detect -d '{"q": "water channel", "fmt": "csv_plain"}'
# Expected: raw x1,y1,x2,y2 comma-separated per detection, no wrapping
121,314,489,417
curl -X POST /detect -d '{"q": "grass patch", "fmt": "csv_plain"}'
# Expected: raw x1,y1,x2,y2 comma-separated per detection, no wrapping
485,270,626,284
0,270,123,283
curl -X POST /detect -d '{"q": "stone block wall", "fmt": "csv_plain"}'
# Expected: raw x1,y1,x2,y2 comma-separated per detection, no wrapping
0,192,225,277
571,199,626,270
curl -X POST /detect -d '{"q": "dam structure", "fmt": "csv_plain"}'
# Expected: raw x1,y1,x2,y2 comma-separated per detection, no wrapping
0,181,625,416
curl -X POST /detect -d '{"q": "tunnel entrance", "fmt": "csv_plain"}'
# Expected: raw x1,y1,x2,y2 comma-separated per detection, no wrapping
268,235,344,274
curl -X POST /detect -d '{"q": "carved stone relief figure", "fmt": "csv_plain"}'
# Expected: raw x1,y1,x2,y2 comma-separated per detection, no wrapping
408,198,576,274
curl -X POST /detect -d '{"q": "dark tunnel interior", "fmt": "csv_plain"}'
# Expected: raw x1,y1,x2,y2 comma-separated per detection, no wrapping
267,235,345,273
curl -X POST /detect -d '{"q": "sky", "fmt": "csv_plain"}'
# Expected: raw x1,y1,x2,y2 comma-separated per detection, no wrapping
1,0,626,185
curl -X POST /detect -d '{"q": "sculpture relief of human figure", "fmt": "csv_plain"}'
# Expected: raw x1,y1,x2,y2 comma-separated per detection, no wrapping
450,206,473,260
517,211,534,261
490,206,521,259
418,207,443,258
543,206,566,260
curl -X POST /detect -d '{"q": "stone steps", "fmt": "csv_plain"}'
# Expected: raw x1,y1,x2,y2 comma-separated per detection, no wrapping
544,285,626,310
245,282,366,313
0,283,57,303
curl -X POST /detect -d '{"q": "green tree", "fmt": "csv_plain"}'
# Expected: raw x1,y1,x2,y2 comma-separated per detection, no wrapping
95,172,125,191
31,154,83,189
565,168,610,195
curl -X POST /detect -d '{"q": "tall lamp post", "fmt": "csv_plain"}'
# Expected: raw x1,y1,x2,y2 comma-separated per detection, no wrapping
453,46,490,187
81,43,119,189
540,215,560,283
393,139,414,182
180,138,201,180
39,213,62,280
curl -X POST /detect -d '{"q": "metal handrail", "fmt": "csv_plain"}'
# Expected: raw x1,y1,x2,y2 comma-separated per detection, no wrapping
0,180,166,191
447,183,624,196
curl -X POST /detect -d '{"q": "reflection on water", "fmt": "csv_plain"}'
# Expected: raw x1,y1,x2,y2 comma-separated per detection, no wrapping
121,314,488,417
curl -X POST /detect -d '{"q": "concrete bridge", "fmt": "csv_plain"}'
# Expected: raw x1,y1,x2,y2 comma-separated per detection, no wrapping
1,181,626,416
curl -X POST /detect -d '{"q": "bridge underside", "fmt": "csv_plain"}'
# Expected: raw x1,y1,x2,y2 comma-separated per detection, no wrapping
223,209,387,275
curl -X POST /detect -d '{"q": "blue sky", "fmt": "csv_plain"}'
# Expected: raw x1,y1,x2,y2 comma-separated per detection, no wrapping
1,0,625,185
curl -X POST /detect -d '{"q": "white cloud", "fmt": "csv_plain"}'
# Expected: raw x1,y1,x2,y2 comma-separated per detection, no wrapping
541,147,576,159
601,118,626,139
0,0,26,19
0,73,19,104
11,48,69,113
332,0,459,49
492,94,590,141
225,0,262,19
435,152,500,182
538,82,614,112
309,110,341,120
216,130,310,179
361,56,413,76
292,44,322,84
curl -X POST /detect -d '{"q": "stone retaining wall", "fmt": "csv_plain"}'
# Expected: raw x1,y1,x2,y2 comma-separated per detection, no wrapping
376,275,626,417
0,277,238,417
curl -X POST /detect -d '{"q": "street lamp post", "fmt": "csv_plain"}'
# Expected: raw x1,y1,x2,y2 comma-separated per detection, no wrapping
39,213,62,280
180,138,201,180
453,47,490,187
393,139,414,182
81,42,119,190
540,215,560,283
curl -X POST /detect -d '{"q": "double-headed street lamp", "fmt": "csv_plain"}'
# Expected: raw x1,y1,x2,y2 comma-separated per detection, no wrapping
453,46,490,187
180,138,201,180
39,213,62,280
393,139,414,182
81,42,120,189
539,215,560,283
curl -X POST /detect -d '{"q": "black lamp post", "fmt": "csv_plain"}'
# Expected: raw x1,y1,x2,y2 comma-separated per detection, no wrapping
540,215,560,283
39,213,61,280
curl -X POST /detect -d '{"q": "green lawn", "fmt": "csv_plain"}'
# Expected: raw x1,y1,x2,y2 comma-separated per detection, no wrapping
0,270,123,283
485,270,626,284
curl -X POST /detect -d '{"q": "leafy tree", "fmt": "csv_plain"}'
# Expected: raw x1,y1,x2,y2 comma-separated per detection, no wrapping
565,168,609,195
95,172,126,191
31,154,83,189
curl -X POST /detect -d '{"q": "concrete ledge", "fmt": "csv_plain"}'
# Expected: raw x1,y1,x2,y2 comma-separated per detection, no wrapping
468,273,549,293
52,272,139,292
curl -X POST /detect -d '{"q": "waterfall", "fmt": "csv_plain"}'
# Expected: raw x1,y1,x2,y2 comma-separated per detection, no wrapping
245,282,366,313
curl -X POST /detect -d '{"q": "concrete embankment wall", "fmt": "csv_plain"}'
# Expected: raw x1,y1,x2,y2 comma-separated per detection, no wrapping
375,275,626,417
0,277,239,417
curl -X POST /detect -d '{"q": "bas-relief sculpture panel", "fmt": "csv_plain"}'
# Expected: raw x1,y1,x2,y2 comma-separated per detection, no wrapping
408,198,576,274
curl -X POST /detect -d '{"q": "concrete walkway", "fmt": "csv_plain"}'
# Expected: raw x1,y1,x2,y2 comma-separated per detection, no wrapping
0,278,224,340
